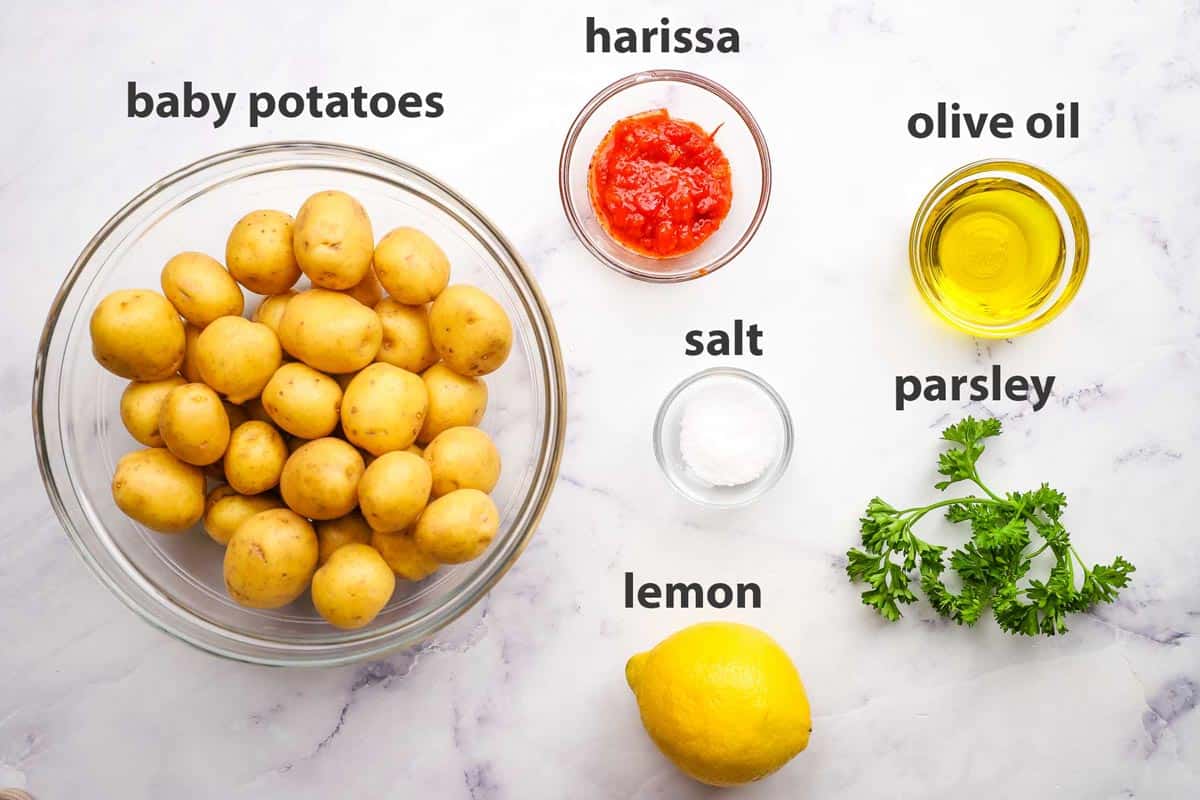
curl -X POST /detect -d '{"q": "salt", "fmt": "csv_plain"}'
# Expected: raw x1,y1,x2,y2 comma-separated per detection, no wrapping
678,382,779,487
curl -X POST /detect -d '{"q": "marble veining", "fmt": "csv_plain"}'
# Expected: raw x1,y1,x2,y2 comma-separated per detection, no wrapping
2,0,1199,797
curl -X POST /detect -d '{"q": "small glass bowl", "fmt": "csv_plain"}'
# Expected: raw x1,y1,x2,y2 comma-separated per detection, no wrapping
559,69,772,283
653,368,793,508
909,159,1089,338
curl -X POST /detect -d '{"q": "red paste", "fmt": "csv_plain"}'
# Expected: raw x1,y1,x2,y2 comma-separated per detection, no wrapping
588,109,733,259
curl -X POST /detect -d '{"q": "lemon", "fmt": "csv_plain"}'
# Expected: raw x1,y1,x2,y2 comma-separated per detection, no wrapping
625,622,811,787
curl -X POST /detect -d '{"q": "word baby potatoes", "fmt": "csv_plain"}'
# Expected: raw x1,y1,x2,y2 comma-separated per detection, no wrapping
127,82,444,129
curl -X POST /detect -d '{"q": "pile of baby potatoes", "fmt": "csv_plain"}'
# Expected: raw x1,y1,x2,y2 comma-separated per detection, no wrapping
90,190,513,629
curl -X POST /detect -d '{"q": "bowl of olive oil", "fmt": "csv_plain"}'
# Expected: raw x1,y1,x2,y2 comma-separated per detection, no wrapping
909,159,1088,338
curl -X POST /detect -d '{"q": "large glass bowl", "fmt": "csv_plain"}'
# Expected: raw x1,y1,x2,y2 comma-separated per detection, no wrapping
33,142,566,667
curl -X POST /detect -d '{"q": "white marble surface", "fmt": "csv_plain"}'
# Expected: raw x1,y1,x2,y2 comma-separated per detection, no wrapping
2,0,1199,797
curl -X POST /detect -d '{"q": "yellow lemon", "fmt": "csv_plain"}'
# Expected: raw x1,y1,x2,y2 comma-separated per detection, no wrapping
625,622,811,787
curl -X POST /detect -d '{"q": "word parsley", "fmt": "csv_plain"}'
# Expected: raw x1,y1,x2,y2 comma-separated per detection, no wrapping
846,417,1134,636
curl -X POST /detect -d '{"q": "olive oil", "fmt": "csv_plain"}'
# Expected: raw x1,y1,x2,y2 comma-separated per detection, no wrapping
920,177,1065,327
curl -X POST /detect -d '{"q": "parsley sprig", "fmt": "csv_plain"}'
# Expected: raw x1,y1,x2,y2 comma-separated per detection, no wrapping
846,417,1134,636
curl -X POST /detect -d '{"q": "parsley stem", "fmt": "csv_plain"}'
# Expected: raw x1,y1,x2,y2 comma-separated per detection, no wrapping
1070,545,1091,579
970,469,1003,503
897,496,993,516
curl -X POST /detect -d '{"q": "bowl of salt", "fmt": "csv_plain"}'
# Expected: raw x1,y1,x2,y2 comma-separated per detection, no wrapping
652,367,793,507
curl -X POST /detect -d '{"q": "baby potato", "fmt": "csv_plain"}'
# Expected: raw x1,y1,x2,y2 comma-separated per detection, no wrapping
203,485,282,545
428,285,513,377
370,529,439,581
311,543,395,629
316,512,373,565
90,289,186,380
112,447,206,533
278,289,382,374
341,363,428,455
180,323,204,382
225,210,301,295
339,267,384,307
223,508,318,609
279,437,365,520
195,316,282,403
119,376,185,447
293,191,374,290
419,363,488,443
224,421,287,494
375,299,439,373
158,382,231,466
423,427,501,497
160,252,244,327
251,291,296,335
373,227,450,304
262,362,342,439
357,451,432,532
412,488,499,564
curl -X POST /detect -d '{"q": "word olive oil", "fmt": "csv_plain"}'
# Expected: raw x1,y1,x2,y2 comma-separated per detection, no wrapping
921,178,1064,327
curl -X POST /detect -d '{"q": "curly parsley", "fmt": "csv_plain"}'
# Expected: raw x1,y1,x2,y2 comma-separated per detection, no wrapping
846,417,1134,636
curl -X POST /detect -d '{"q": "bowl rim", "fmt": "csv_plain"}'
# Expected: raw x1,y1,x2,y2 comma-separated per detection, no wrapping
651,366,794,508
908,157,1090,338
32,140,567,667
558,69,773,283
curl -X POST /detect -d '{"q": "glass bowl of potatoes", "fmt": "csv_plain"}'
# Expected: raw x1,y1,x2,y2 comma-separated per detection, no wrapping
34,141,566,666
